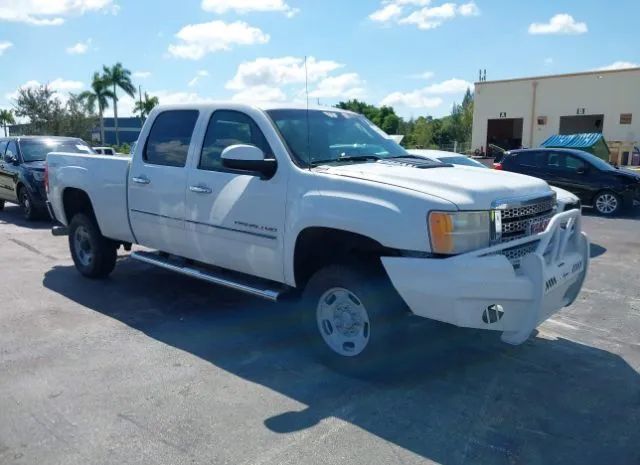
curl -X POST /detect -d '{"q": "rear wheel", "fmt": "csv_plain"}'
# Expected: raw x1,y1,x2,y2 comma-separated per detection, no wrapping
18,186,38,221
594,190,621,216
301,262,406,373
68,213,117,279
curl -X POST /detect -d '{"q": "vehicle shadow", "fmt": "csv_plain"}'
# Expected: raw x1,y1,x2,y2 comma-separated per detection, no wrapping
0,204,52,229
589,243,607,258
582,206,640,221
43,260,640,465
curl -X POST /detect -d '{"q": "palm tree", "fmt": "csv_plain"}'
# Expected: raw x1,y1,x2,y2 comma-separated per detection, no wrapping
102,63,136,146
133,92,159,121
79,73,115,144
0,109,15,137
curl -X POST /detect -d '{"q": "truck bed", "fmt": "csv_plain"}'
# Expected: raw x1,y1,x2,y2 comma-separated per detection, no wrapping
46,153,135,244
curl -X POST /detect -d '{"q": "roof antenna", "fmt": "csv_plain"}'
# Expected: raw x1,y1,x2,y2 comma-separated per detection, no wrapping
305,55,311,170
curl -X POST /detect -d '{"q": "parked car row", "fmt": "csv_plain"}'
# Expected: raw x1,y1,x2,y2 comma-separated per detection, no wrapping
0,136,96,220
494,148,640,216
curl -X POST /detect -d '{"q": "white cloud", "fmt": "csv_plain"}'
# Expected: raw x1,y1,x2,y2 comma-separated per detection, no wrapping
66,38,92,55
201,0,299,17
457,2,479,16
380,77,471,111
597,61,639,71
188,70,210,87
168,20,269,60
370,0,479,29
226,56,363,102
5,78,84,103
408,70,435,79
231,85,287,102
369,3,403,23
0,0,118,26
309,73,366,99
399,3,456,30
226,56,343,90
528,14,587,35
0,40,12,55
133,71,151,79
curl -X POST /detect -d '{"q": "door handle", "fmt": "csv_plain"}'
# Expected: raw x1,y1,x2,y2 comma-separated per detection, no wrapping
189,185,212,194
131,176,150,185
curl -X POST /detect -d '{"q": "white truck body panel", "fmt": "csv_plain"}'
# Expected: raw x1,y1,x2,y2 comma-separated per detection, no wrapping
46,102,589,345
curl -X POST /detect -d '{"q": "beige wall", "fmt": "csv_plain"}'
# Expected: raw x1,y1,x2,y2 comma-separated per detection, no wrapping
472,68,640,153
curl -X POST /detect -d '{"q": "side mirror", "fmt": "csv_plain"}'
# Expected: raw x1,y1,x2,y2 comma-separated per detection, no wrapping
6,154,18,165
221,144,276,179
576,166,588,175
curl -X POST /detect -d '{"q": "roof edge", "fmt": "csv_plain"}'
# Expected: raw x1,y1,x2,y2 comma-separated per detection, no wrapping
475,67,640,86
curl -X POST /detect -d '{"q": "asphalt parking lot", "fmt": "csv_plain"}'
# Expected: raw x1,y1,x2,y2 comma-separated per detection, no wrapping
1,205,639,465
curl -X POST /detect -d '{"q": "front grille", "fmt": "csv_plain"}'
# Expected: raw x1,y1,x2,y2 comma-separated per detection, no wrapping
483,241,539,268
498,195,556,242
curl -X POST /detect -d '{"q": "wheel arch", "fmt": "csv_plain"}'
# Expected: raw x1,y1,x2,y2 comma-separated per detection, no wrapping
292,226,398,289
62,187,99,228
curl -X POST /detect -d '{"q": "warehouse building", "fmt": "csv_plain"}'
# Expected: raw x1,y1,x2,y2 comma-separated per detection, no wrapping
471,67,640,166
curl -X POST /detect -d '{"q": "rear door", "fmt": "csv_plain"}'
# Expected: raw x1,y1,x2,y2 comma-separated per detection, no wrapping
0,140,8,200
128,110,200,255
506,151,545,179
0,141,20,202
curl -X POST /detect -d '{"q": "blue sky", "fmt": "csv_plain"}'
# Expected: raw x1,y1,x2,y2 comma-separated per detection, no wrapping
0,0,639,119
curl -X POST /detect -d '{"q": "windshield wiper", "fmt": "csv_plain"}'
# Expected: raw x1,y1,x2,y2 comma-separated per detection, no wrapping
311,155,380,165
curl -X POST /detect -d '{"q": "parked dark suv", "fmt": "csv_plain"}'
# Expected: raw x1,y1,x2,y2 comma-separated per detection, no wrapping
0,136,96,220
496,148,640,215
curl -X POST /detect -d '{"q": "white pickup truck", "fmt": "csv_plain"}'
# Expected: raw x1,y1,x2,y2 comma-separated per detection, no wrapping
46,103,589,367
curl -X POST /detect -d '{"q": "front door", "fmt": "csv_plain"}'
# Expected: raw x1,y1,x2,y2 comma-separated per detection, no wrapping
184,109,287,283
128,110,200,255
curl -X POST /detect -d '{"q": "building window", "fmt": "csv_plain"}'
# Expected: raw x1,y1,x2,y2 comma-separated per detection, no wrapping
537,116,547,126
620,113,632,125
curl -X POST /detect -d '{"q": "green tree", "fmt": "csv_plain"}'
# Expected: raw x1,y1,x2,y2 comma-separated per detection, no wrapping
13,84,65,135
133,92,159,120
79,73,115,143
102,63,136,145
62,93,97,141
0,109,15,137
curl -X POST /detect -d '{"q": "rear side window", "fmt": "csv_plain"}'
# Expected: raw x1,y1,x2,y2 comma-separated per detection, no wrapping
144,110,199,167
199,110,272,172
516,151,541,167
0,141,7,156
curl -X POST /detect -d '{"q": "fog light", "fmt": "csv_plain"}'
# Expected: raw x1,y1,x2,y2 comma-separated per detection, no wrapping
482,304,504,324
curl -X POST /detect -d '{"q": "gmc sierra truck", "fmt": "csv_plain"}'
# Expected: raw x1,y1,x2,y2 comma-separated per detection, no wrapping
46,103,589,367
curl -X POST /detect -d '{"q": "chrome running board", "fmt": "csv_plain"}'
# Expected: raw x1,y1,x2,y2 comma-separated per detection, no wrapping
131,251,283,301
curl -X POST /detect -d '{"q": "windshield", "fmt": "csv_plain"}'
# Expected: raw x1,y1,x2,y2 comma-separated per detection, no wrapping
267,109,408,166
440,156,487,168
19,139,95,162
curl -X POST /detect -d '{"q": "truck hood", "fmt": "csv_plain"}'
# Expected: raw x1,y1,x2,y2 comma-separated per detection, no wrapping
319,161,553,209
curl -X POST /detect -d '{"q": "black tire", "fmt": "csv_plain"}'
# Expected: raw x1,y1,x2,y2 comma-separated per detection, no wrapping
593,190,621,216
68,213,117,279
18,186,38,221
301,261,407,374
0,199,4,211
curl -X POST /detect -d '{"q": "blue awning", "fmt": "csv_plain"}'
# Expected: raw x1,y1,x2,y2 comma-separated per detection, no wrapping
541,133,607,151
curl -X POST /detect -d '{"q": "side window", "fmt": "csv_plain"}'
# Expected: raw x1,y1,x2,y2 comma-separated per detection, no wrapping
565,155,586,173
143,110,199,167
0,141,7,157
199,110,272,172
4,141,18,162
516,151,541,167
546,152,564,170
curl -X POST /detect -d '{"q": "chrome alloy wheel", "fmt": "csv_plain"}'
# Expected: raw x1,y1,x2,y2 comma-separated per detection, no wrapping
316,287,370,357
73,225,94,267
595,193,618,215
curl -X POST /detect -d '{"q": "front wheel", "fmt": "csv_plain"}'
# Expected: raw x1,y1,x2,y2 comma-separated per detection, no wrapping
19,187,38,221
68,213,117,279
301,263,406,372
594,190,621,216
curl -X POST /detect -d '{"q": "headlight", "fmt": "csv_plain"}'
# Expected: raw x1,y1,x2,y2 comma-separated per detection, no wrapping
428,211,491,255
31,170,45,181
